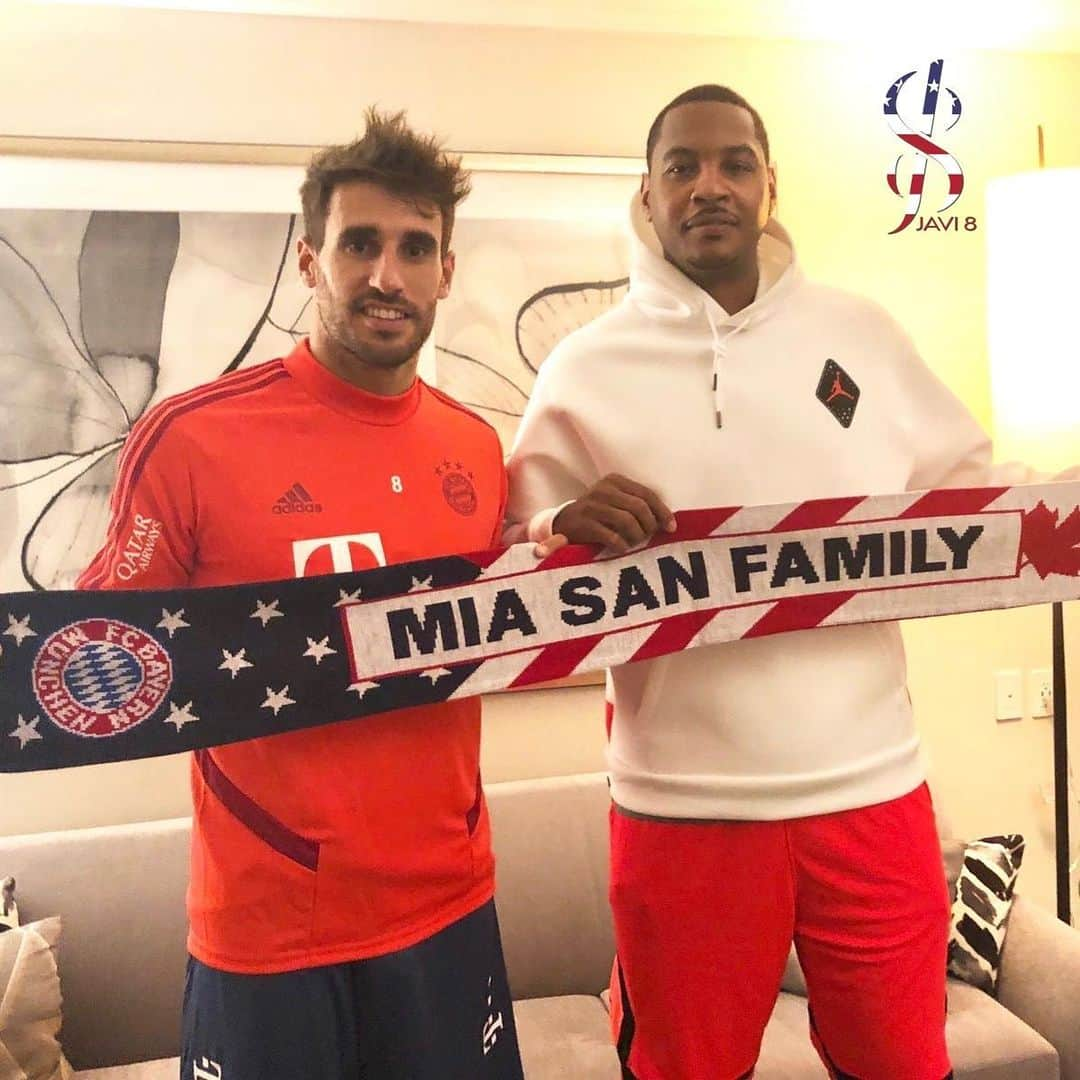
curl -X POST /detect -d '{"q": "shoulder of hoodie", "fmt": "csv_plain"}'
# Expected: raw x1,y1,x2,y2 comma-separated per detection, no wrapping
535,277,924,395
794,279,919,354
529,299,645,393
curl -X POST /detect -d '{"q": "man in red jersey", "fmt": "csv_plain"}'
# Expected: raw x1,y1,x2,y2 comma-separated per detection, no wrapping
79,110,526,1080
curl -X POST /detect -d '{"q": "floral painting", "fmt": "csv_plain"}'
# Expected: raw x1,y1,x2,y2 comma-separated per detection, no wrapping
0,209,310,592
435,217,630,447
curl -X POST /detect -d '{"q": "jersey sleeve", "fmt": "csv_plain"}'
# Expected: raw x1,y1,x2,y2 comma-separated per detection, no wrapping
77,410,198,590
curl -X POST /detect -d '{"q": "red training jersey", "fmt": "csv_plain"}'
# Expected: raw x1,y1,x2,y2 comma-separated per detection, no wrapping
78,340,507,974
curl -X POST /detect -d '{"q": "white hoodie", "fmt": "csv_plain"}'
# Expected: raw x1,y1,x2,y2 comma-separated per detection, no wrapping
505,197,1036,821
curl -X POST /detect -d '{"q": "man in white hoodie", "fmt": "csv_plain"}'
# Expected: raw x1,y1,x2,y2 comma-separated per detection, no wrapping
504,84,1026,1080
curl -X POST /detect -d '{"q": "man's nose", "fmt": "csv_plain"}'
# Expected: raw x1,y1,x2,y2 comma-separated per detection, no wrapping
691,162,732,202
368,252,405,296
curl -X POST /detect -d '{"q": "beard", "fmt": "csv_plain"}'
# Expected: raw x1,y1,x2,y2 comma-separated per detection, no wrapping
317,288,437,370
677,227,759,276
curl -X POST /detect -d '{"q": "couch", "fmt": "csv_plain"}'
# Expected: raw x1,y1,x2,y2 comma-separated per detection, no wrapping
2,771,1080,1078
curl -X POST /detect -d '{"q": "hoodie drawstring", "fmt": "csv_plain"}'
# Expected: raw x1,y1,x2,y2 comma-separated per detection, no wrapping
704,308,752,429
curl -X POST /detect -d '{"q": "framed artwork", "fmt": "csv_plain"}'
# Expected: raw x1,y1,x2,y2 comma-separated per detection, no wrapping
0,147,639,690
0,157,314,594
432,158,637,448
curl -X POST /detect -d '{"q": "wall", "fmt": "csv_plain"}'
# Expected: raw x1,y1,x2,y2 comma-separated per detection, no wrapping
2,3,1079,914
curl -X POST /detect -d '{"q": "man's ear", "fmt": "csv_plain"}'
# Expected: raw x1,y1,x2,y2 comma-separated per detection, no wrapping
640,173,653,221
767,162,778,217
298,235,319,289
438,250,455,300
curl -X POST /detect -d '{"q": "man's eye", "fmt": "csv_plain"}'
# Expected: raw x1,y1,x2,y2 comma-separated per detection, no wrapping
405,245,429,258
347,240,370,255
666,164,689,176
730,161,755,174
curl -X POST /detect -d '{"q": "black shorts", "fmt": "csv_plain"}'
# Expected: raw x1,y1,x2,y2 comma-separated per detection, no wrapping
181,899,523,1080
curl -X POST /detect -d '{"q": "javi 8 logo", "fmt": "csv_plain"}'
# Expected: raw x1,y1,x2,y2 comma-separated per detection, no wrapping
884,59,975,235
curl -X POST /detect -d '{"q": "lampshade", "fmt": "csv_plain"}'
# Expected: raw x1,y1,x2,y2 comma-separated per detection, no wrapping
986,168,1080,471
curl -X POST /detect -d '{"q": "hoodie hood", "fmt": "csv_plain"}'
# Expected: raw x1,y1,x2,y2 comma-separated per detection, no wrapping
628,189,799,325
626,190,802,426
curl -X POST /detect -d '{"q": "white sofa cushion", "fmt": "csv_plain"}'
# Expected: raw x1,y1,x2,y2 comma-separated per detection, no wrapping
755,985,1059,1079
513,995,619,1079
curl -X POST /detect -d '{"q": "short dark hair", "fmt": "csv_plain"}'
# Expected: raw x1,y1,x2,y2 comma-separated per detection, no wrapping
646,85,770,169
300,108,471,254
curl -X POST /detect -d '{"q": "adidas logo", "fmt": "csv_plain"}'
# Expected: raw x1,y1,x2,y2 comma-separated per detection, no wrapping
272,482,323,515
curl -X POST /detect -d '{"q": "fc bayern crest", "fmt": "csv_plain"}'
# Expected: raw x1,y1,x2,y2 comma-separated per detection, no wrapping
32,619,173,738
436,460,478,516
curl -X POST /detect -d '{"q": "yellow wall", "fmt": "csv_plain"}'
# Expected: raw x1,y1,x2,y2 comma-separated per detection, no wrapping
2,4,1079,913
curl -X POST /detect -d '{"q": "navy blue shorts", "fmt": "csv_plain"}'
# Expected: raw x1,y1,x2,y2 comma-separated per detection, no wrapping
181,899,523,1080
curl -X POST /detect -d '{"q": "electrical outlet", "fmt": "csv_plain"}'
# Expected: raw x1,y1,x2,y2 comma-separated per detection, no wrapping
995,670,1023,722
1029,668,1053,718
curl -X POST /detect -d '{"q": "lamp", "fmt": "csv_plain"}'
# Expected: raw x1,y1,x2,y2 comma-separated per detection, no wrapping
986,165,1080,924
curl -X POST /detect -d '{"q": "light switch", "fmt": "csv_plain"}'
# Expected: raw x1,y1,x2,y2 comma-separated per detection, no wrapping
995,670,1023,722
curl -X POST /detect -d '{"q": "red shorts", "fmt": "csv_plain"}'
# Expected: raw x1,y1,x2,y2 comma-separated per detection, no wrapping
608,784,951,1080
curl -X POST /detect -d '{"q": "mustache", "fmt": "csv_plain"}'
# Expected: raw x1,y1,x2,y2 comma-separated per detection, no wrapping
349,292,417,317
685,208,739,229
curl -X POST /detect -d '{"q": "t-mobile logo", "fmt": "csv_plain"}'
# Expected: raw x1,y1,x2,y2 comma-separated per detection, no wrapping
291,533,386,577
192,1058,222,1080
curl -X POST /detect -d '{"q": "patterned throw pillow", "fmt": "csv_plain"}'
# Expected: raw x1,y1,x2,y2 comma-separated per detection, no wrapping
947,834,1025,996
0,913,73,1079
